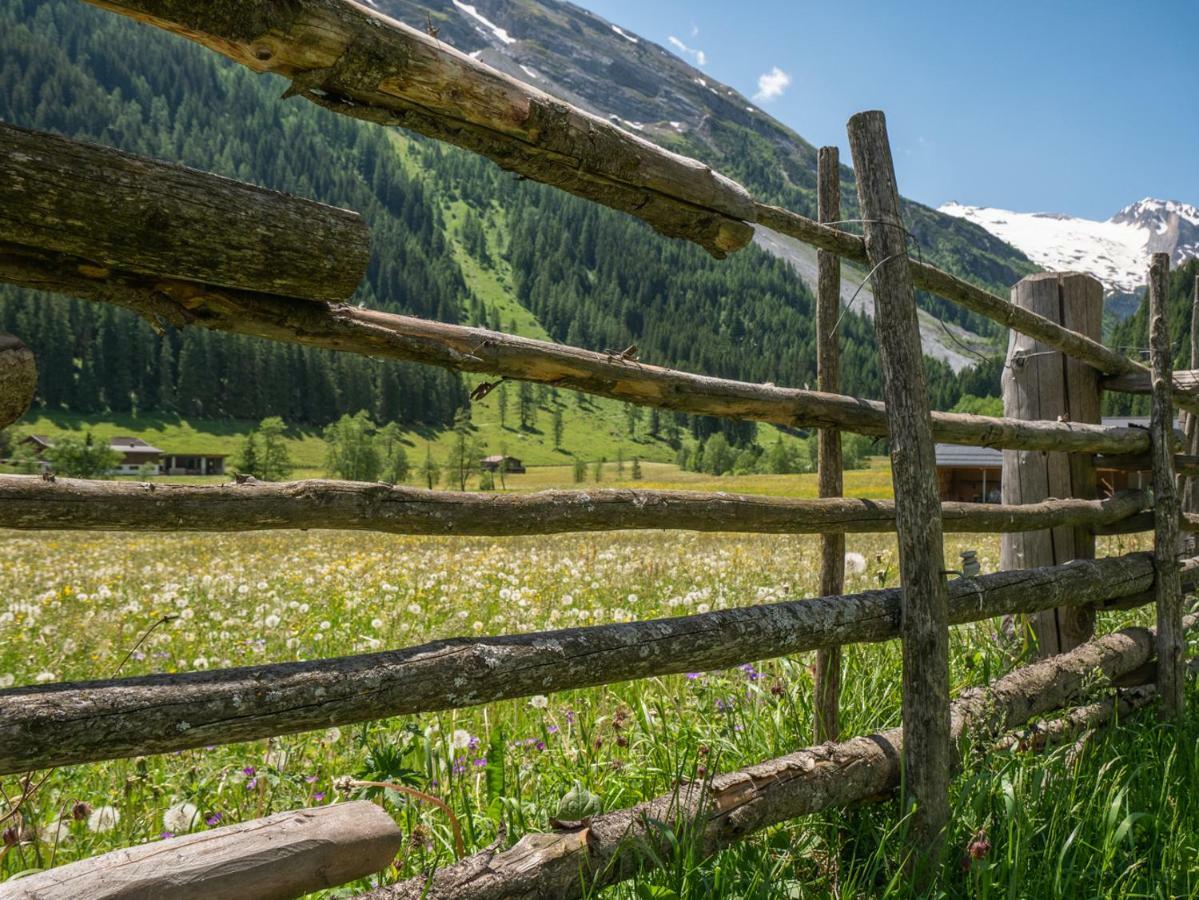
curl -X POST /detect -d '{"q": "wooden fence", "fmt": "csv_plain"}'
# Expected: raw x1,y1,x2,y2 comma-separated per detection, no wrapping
0,1,1194,896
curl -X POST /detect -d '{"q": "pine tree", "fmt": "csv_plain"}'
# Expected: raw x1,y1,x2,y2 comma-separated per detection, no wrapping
631,456,643,479
257,416,293,481
573,457,586,483
497,382,509,429
377,422,410,483
324,411,380,481
235,431,261,478
421,446,440,489
552,408,564,450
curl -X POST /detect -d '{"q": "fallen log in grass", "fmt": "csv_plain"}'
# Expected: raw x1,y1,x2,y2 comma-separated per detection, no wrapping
2,802,401,900
0,552,1173,773
0,476,1150,537
362,613,1197,900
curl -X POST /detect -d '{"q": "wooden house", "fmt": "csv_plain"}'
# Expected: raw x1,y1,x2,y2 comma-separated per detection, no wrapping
481,454,525,474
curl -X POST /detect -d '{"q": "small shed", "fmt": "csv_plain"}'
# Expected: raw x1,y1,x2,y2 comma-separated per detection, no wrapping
481,454,525,474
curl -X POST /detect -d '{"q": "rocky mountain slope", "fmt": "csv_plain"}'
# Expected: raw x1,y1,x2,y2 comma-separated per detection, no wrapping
373,0,1037,366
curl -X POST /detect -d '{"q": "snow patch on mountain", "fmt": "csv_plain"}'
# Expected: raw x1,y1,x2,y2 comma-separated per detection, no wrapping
452,0,515,45
939,198,1199,295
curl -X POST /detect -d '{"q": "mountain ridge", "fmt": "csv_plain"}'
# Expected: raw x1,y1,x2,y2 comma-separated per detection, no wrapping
939,197,1199,319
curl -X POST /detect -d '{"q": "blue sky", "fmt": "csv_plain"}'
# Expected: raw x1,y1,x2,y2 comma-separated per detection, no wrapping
581,0,1198,220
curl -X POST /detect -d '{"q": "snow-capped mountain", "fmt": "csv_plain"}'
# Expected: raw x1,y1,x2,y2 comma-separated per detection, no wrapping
939,198,1199,296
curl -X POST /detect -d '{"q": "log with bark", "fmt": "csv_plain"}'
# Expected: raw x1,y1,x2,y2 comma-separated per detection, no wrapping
0,476,1151,536
3,802,402,900
82,0,754,258
0,551,1175,774
0,333,36,429
360,614,1197,900
0,123,370,303
0,242,1152,456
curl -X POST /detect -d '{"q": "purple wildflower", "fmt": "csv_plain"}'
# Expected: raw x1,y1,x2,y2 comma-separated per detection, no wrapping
246,778,258,790
205,813,222,826
314,791,326,802
161,831,174,839
242,766,257,778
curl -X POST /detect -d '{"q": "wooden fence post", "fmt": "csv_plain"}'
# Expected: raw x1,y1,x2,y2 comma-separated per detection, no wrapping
1000,272,1104,656
847,110,950,872
1184,275,1199,524
1149,253,1184,718
813,146,844,743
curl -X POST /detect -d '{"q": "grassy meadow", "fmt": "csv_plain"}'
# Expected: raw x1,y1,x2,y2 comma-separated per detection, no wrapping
0,499,1195,897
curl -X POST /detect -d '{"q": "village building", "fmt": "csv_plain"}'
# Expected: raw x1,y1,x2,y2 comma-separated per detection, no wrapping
159,452,227,476
935,416,1165,502
18,435,224,476
481,454,525,473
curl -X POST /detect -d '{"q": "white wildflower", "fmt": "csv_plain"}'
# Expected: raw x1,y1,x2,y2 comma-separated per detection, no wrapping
451,728,473,750
162,802,199,833
322,727,342,744
844,552,868,575
87,805,120,833
34,671,56,683
264,614,280,629
529,695,549,709
0,674,14,688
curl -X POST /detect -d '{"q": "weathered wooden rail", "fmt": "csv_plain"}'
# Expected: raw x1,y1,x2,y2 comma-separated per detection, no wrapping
365,613,1198,899
0,122,371,304
0,0,1192,893
0,477,1153,536
2,802,402,900
0,240,1155,456
0,551,1182,775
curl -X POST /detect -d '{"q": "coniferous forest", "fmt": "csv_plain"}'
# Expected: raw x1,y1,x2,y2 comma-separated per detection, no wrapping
0,0,999,440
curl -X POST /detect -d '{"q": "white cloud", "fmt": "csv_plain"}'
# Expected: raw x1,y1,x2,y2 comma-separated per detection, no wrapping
667,34,707,67
753,66,791,103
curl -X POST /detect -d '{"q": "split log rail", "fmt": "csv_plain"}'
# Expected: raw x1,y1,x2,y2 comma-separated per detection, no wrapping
0,0,1193,895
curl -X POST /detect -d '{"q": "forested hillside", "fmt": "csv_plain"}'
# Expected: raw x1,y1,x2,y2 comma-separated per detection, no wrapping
1,0,997,443
1104,258,1199,415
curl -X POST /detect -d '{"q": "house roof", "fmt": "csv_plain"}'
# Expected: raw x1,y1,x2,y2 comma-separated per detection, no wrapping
25,434,163,454
935,444,1002,468
483,454,521,463
110,436,163,454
